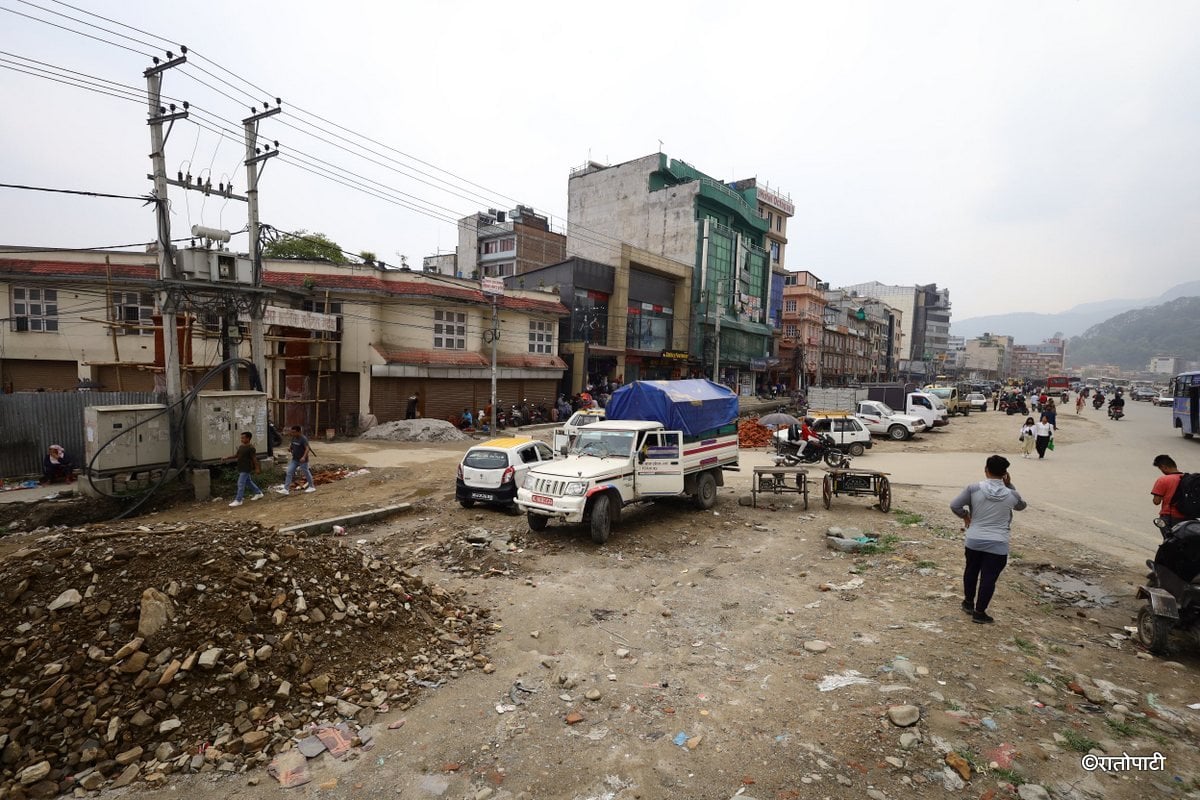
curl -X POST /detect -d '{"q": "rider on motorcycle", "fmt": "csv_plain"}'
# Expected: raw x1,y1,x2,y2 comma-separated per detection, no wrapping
789,417,821,457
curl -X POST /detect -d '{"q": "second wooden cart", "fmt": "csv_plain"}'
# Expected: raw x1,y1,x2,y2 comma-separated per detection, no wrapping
821,467,891,512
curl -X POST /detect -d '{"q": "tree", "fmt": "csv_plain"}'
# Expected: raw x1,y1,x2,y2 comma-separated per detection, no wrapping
358,250,377,266
263,230,347,264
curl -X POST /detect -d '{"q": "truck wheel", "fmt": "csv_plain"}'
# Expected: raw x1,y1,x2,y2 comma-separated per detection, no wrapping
961,408,969,416
693,471,717,510
1137,605,1170,654
589,494,612,544
848,443,865,457
888,425,908,441
527,513,548,532
459,499,475,509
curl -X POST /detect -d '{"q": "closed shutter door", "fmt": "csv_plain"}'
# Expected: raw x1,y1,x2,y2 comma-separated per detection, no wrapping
523,379,557,406
1,359,78,391
95,365,156,393
497,380,522,408
369,377,421,422
332,372,360,431
423,379,477,423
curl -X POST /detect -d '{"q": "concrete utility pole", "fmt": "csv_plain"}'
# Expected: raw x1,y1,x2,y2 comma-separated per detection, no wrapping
145,53,189,405
243,104,280,392
490,294,498,433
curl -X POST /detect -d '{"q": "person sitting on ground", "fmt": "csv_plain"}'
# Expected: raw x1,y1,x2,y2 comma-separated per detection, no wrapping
41,444,74,484
459,408,474,430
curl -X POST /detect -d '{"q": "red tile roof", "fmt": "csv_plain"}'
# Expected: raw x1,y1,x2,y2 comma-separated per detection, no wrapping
372,345,489,368
0,258,156,280
0,258,567,316
497,354,568,370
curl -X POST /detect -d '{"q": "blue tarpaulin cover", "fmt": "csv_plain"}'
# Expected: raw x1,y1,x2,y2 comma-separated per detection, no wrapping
605,379,739,437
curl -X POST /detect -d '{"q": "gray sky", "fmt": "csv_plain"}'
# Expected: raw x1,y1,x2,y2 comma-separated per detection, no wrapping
2,0,1198,321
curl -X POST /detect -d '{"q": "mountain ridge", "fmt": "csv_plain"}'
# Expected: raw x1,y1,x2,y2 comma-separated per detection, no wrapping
1065,296,1200,370
952,279,1200,342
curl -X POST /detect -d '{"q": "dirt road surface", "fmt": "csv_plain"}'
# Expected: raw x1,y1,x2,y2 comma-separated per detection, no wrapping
4,400,1198,800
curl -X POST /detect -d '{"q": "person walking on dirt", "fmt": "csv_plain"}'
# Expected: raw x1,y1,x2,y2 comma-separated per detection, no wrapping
226,431,264,507
950,454,1027,624
1018,417,1037,459
277,425,316,495
1043,398,1057,428
1033,414,1055,459
1075,393,1085,415
1151,454,1185,535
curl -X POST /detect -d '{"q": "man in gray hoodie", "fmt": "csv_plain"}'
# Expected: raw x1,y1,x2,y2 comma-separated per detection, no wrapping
950,454,1027,624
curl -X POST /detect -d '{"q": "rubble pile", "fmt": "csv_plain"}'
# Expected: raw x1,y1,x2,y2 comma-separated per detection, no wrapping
0,521,495,797
359,419,472,443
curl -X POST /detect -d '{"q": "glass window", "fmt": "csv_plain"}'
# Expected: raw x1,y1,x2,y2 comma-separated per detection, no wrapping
770,241,780,264
433,309,467,349
572,289,608,342
463,450,508,469
529,319,554,354
11,286,59,332
626,306,672,351
112,291,156,336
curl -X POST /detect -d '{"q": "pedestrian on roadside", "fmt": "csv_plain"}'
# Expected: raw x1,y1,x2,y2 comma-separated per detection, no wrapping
950,454,1027,624
1033,414,1055,459
405,392,419,420
1151,454,1186,536
277,425,316,495
1018,416,1037,459
226,431,264,507
992,392,999,411
1075,393,1084,414
1044,398,1057,428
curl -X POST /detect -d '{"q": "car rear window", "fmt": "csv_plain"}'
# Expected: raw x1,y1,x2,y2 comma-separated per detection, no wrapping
464,450,509,469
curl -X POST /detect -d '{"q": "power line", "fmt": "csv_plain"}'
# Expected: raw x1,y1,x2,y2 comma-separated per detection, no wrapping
0,182,152,202
0,3,154,57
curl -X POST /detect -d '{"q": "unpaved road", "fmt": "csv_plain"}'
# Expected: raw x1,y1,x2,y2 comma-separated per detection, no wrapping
26,401,1200,799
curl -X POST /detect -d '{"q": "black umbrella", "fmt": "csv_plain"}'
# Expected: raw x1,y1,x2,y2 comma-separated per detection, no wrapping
759,412,800,428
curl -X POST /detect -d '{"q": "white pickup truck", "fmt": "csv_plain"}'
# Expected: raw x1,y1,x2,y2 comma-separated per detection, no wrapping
516,420,738,544
850,400,926,440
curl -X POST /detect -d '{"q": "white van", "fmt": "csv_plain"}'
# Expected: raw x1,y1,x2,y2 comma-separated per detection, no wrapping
551,408,606,452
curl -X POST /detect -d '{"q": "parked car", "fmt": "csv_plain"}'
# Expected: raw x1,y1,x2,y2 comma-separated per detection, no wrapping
1154,392,1175,407
456,437,556,509
965,392,989,412
1132,386,1158,402
776,414,874,457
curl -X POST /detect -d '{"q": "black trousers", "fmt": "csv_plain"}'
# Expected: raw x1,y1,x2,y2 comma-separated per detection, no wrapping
964,547,1008,613
1035,435,1051,458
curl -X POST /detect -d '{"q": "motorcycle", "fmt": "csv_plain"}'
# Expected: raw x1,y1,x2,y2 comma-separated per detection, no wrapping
1137,518,1200,653
1092,396,1104,410
1108,402,1125,420
773,432,848,468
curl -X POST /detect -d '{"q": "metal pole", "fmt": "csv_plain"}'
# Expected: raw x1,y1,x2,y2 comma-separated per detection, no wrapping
244,106,279,396
490,294,498,433
713,279,723,383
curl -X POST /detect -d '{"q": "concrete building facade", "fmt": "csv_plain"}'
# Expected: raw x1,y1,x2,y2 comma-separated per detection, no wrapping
456,206,566,280
567,153,773,396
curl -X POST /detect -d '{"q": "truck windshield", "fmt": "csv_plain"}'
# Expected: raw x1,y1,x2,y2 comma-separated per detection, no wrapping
571,430,635,458
927,388,952,399
875,402,896,415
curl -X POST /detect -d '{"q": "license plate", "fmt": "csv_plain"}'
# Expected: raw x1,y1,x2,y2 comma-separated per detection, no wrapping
471,492,493,500
532,494,554,505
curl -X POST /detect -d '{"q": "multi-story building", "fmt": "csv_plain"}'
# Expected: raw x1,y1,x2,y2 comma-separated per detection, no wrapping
1011,337,1067,380
567,154,773,396
964,334,1014,381
421,252,457,276
779,270,827,390
0,248,569,427
837,281,951,378
1150,355,1180,375
456,206,566,280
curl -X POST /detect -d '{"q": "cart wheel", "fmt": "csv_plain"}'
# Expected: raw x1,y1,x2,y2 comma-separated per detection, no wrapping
1137,605,1170,654
878,477,891,513
822,474,833,510
797,474,809,511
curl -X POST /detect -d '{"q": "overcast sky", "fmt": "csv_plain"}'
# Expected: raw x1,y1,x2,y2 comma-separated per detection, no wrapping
2,1,1198,321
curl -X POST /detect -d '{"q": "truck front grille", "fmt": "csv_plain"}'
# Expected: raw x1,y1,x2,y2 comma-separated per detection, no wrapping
532,478,568,496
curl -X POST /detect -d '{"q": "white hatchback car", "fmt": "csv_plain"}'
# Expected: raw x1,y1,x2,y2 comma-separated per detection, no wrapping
456,437,556,509
966,392,989,411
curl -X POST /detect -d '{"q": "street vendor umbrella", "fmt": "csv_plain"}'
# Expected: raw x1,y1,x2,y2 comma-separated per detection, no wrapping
758,412,800,429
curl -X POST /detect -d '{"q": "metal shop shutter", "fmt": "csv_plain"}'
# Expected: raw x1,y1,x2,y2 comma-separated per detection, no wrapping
422,379,477,423
96,365,156,393
1,359,79,391
369,376,421,422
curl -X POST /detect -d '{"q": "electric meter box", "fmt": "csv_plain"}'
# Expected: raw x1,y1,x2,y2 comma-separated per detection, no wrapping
185,391,268,462
84,404,171,473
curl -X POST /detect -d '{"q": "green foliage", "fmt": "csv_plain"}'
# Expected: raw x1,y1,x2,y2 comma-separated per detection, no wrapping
263,230,347,264
893,509,924,525
1066,296,1200,370
991,767,1026,785
1061,728,1100,753
1012,636,1037,655
358,250,377,265
859,533,900,555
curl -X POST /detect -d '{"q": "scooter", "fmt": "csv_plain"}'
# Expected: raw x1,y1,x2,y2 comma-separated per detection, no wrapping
773,433,848,468
1137,518,1200,653
1092,396,1104,410
1108,403,1125,420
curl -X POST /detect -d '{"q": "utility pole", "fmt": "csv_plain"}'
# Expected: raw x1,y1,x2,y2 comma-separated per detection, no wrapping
145,52,189,405
712,279,723,384
244,103,281,392
490,294,498,432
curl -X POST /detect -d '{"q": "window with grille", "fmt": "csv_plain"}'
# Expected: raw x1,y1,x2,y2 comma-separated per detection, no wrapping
529,319,554,354
10,286,58,332
112,291,155,335
433,309,466,349
784,299,797,313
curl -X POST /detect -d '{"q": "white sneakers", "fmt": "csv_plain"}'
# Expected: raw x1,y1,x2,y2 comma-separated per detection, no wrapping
275,486,316,495
229,499,243,507
304,487,316,493
250,493,263,501
275,487,290,495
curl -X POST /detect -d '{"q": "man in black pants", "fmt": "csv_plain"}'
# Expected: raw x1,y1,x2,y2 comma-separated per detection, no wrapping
950,455,1028,624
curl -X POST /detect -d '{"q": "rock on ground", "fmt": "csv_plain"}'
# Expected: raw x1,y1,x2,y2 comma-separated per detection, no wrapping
359,419,472,443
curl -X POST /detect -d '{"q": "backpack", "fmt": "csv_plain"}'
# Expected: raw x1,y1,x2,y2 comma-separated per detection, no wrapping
1175,473,1200,520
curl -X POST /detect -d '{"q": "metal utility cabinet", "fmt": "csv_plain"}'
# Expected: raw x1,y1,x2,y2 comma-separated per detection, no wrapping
185,391,268,462
84,404,171,473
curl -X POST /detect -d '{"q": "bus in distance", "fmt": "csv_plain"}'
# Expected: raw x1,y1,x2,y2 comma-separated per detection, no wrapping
1171,371,1200,438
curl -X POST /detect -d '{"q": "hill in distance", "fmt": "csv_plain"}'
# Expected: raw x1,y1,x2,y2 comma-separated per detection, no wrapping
1065,295,1200,371
953,279,1200,342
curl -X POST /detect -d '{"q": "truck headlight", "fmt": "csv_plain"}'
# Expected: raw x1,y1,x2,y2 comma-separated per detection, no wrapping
564,482,587,496
523,473,536,490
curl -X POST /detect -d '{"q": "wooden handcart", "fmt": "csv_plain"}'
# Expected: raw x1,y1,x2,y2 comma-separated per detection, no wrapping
751,465,809,509
821,467,891,512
